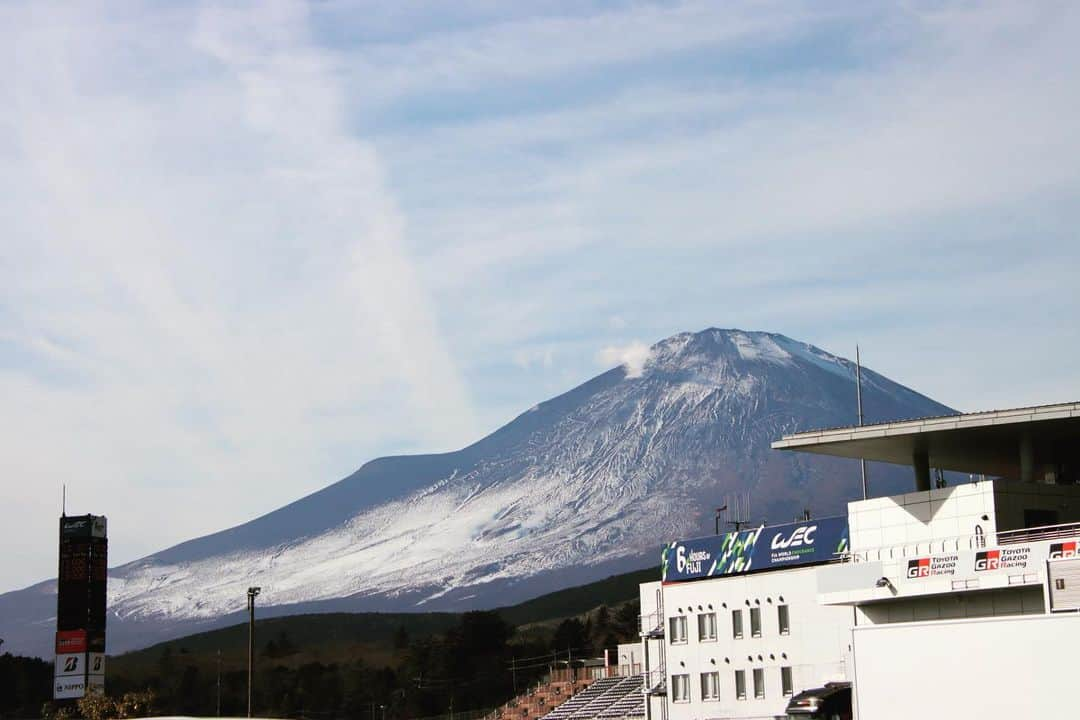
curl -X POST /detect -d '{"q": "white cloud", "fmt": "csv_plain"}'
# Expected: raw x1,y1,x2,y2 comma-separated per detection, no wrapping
1,0,1078,593
512,345,555,371
598,341,654,379
0,0,477,591
336,0,816,106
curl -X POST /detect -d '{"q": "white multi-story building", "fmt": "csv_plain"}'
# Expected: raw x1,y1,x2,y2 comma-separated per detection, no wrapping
641,513,858,720
642,401,1080,720
641,564,853,720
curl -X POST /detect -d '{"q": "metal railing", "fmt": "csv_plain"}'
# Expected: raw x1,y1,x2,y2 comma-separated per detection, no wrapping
643,668,666,696
998,521,1080,544
843,520,1080,563
638,613,664,637
843,533,985,562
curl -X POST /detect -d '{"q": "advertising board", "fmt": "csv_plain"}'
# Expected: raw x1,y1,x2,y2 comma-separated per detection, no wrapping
661,516,849,583
55,514,107,700
55,653,84,678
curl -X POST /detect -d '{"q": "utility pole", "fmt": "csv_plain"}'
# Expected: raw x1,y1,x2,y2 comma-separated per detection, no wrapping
714,505,727,535
856,345,868,500
247,586,261,718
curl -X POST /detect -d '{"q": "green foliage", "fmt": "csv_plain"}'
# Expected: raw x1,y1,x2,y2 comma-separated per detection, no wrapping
263,630,298,659
0,652,53,718
76,690,157,720
496,567,656,627
6,565,657,717
393,625,409,650
40,702,74,720
551,618,588,653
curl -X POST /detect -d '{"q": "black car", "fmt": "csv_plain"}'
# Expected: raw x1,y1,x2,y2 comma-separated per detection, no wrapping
784,681,852,720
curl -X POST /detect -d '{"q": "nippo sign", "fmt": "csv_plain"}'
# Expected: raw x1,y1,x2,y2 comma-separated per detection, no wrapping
662,516,849,583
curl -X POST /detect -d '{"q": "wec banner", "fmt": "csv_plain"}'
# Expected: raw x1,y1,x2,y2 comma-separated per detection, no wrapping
662,516,849,583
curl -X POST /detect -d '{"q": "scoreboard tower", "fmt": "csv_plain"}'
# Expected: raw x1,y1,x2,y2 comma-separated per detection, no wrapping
54,514,107,700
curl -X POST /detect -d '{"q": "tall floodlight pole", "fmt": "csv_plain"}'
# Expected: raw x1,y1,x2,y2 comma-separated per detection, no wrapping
856,345,868,500
247,587,261,718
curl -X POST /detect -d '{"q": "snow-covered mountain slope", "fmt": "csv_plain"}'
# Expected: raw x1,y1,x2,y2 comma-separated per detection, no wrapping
0,329,953,656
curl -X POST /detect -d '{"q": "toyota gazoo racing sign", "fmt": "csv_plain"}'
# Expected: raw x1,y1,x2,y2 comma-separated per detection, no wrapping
974,547,1031,572
662,516,849,582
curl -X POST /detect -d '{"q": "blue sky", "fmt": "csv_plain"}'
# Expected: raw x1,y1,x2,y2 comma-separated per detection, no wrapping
1,0,1078,592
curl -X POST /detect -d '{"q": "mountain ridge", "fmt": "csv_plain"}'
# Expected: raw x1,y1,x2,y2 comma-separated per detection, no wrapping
0,328,953,657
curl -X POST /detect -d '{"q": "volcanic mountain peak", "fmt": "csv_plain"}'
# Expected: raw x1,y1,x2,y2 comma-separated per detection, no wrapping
0,328,952,657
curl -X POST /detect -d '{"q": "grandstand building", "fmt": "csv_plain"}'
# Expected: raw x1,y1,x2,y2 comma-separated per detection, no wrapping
639,401,1080,720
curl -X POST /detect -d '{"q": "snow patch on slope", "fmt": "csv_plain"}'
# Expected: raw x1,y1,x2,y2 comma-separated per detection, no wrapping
772,335,853,381
731,331,793,365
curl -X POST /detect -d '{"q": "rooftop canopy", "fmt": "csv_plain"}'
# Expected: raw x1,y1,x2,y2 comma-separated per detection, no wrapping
771,402,1080,490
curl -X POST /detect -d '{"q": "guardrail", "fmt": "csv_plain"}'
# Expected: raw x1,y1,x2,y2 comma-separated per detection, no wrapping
638,613,664,637
843,521,1080,563
643,668,666,696
999,521,1080,544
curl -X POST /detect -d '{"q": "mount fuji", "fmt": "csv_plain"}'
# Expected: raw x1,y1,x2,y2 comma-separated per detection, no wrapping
0,329,952,656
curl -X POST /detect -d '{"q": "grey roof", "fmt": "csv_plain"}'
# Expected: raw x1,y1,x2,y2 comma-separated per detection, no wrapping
770,401,1080,477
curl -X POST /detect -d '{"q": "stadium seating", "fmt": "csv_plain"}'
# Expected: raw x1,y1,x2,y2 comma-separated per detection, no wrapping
540,675,644,720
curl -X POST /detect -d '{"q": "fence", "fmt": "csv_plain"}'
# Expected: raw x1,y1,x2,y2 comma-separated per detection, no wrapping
844,520,1080,563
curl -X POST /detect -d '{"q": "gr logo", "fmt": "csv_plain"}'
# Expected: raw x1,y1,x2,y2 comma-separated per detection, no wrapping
63,657,79,673
906,558,930,578
975,550,1000,571
1049,542,1078,559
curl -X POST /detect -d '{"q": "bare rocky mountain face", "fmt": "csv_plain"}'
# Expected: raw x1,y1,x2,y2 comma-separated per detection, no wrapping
0,329,952,656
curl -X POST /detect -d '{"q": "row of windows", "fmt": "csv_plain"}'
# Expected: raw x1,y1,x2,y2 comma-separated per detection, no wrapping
670,667,794,703
670,605,789,643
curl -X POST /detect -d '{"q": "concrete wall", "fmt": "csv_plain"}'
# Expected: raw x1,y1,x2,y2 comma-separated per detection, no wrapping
847,480,997,554
992,479,1080,532
854,586,1044,625
639,581,666,720
847,479,1080,555
658,566,851,720
617,642,641,673
852,613,1080,720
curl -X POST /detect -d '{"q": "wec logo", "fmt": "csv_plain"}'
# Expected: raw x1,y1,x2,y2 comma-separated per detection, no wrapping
1050,542,1078,559
770,525,817,550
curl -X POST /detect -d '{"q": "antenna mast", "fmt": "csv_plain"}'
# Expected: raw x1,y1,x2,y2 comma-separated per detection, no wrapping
722,493,750,532
856,345,868,500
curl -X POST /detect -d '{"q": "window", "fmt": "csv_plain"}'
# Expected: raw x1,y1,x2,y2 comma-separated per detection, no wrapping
781,666,793,697
778,604,790,636
734,670,746,700
732,609,744,639
669,615,688,644
700,671,719,701
753,668,765,699
698,612,717,641
750,607,762,638
672,674,690,703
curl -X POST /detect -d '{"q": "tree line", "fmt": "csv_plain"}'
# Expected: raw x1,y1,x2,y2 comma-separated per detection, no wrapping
2,601,640,719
